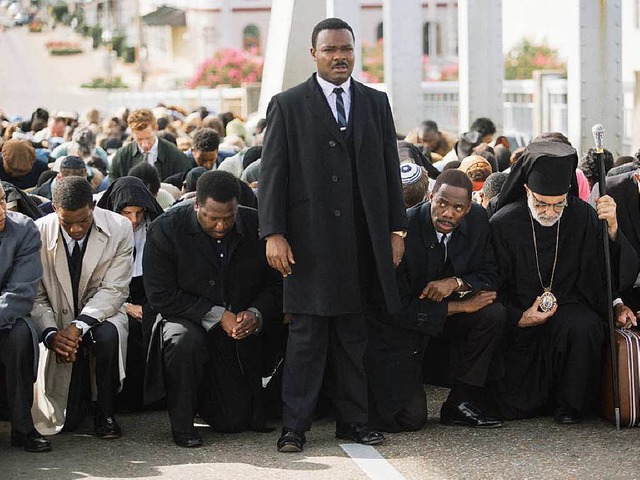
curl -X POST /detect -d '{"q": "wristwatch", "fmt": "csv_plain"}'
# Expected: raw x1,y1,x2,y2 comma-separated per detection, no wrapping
392,231,407,238
454,277,464,290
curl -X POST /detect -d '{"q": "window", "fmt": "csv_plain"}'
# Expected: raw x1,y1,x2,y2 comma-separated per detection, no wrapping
243,24,260,53
376,22,383,41
423,22,442,56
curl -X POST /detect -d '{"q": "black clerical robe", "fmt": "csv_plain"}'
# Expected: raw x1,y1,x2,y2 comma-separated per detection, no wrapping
490,196,638,418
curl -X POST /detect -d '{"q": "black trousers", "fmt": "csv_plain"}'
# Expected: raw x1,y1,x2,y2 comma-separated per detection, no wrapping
115,316,145,412
64,321,120,430
282,313,368,432
162,318,260,435
0,319,35,433
442,301,507,388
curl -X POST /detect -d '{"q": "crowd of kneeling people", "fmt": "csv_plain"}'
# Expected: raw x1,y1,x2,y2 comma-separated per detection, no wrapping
1,107,640,453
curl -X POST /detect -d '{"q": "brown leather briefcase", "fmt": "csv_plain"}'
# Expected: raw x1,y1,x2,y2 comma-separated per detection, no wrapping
601,328,640,426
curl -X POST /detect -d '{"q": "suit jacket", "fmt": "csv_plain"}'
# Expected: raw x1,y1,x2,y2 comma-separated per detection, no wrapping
393,202,499,336
109,137,191,181
142,204,282,403
30,207,134,434
258,74,407,315
0,212,42,375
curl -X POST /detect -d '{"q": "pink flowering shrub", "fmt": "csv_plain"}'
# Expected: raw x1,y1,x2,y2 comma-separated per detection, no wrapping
186,48,264,88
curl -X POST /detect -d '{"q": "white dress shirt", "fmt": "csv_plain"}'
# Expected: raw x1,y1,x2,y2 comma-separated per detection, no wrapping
316,75,352,126
139,136,159,167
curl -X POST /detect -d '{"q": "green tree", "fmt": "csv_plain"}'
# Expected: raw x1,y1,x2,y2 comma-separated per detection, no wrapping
505,39,566,80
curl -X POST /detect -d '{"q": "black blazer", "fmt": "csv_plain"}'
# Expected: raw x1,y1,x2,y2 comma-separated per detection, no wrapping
109,137,191,181
258,74,407,315
392,202,499,335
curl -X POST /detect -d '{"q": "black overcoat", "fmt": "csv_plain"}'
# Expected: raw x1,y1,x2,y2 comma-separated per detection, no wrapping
142,204,282,403
258,74,407,315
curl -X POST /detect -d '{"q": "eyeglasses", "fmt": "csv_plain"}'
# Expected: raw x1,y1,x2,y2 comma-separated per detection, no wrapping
531,193,568,213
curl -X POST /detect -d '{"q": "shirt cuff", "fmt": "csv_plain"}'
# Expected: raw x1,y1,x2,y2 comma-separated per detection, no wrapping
71,320,90,336
248,307,263,334
202,306,226,331
613,298,624,307
43,327,58,349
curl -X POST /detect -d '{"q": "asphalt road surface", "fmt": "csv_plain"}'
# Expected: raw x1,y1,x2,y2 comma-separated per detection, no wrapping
1,387,639,480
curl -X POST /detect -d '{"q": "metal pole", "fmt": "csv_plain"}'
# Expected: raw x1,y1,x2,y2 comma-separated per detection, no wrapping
593,124,621,431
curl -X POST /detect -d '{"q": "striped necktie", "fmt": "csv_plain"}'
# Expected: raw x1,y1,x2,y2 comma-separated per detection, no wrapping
333,87,347,131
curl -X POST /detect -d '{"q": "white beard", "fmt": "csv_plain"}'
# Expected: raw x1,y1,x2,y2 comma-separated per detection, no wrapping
527,192,563,227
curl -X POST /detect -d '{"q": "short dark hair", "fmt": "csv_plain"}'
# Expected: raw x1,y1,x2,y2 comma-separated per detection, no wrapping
157,130,177,145
470,117,496,138
128,162,161,196
579,148,614,185
482,172,508,200
193,128,221,152
196,170,241,204
52,176,94,211
311,18,354,48
420,120,438,133
614,155,636,167
156,117,169,130
432,169,473,202
532,132,571,145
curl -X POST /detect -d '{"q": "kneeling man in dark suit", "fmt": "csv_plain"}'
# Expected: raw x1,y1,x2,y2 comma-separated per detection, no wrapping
367,170,506,431
143,171,282,447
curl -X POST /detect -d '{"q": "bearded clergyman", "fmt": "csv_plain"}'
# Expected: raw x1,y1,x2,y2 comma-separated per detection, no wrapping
489,139,638,424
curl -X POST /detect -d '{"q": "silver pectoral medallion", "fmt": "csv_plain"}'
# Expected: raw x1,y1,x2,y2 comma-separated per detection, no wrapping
539,290,557,313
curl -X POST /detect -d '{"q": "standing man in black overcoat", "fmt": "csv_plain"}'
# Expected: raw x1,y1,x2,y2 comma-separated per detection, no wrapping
258,17,407,453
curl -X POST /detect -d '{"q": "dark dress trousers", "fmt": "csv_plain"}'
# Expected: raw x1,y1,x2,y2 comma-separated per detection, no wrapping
367,202,505,432
258,74,407,432
143,204,282,435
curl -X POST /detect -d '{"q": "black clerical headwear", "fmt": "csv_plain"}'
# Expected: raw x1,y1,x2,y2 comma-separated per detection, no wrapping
97,176,163,220
496,140,578,211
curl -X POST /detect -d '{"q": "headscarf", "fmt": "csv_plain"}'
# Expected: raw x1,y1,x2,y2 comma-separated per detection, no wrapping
397,141,440,179
97,176,163,221
495,140,579,212
458,155,492,191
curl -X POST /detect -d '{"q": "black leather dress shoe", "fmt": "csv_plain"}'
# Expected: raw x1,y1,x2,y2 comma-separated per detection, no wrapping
335,423,385,445
173,429,203,448
440,401,503,428
277,428,306,453
94,415,122,439
11,429,52,453
554,406,583,425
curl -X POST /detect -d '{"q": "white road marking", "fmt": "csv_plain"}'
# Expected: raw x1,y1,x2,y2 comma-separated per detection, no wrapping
340,444,406,480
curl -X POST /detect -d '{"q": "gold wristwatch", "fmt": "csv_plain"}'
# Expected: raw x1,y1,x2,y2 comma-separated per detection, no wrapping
454,277,464,290
392,231,407,238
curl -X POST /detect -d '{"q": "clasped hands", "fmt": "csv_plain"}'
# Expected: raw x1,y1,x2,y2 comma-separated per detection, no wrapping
419,278,496,314
220,310,259,340
50,324,83,364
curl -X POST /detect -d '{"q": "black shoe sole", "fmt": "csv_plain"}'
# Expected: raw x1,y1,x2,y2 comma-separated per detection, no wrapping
96,432,122,439
335,433,385,445
11,440,52,453
277,442,303,453
440,418,503,429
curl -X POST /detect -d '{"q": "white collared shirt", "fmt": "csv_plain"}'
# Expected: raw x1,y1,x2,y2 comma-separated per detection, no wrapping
316,74,352,126
139,136,159,166
60,227,87,253
436,231,451,261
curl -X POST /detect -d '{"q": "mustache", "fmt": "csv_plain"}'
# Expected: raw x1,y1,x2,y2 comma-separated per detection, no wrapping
333,62,349,68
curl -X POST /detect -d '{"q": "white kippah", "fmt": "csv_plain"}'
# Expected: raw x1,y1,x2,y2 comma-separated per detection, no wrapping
400,162,422,186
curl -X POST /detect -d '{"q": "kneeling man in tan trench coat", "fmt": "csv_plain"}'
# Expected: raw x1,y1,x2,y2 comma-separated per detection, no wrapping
31,177,133,438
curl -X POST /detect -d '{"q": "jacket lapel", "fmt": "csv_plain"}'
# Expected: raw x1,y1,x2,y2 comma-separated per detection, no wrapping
351,80,366,158
306,75,347,149
186,209,221,273
78,223,108,302
51,229,75,312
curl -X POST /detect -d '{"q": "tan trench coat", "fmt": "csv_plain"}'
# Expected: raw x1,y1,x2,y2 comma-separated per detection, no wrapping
30,207,133,435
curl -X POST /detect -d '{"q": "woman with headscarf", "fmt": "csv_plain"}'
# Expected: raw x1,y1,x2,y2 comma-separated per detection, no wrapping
97,176,163,411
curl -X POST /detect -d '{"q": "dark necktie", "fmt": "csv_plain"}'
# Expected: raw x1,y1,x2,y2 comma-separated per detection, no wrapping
142,151,149,164
70,241,83,316
333,87,347,130
440,234,448,262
